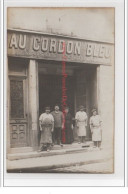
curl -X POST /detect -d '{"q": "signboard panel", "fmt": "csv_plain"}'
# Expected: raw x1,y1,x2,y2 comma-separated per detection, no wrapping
7,30,114,65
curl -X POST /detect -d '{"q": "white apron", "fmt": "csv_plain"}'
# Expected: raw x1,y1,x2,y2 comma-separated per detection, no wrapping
75,111,87,137
90,115,102,141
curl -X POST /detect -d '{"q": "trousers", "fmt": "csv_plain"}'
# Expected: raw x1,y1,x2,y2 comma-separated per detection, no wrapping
52,127,62,145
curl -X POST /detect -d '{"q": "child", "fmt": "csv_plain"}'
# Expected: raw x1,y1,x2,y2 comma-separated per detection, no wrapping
90,109,102,149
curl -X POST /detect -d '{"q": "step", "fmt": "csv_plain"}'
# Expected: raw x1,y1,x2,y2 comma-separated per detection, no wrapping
7,142,93,161
9,147,33,154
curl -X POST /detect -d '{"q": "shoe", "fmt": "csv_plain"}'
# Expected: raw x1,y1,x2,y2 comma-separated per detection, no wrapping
42,146,47,151
47,149,50,152
60,144,63,147
78,142,81,144
37,149,43,152
38,146,44,152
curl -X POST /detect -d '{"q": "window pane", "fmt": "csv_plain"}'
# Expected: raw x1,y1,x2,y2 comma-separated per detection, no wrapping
10,80,24,118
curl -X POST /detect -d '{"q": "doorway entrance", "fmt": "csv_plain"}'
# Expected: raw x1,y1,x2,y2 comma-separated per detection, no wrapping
38,61,98,141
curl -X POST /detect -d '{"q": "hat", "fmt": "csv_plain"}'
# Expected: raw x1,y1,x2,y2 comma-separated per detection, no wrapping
92,108,97,113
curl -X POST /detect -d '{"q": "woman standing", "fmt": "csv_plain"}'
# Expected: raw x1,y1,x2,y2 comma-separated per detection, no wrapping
63,107,74,144
90,109,102,149
75,105,88,144
39,106,54,152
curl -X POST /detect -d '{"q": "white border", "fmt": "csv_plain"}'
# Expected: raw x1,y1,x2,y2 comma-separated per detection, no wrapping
0,0,3,188
3,0,125,187
125,0,127,187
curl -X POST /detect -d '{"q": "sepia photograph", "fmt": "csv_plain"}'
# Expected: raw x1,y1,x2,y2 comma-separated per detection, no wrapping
6,7,115,174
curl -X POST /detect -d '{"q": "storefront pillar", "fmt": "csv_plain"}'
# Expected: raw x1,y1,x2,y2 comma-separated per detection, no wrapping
96,65,101,115
96,65,114,149
28,60,39,150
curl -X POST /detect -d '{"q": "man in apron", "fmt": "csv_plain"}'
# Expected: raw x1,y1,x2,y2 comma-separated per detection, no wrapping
39,106,54,152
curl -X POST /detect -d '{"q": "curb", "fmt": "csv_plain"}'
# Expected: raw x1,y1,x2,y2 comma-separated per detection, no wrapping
7,157,112,173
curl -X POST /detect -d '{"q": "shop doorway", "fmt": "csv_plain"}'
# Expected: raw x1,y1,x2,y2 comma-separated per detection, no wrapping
38,61,98,142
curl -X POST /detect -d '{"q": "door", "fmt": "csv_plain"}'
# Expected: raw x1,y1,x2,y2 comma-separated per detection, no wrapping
9,76,28,148
76,69,86,110
75,67,97,140
73,69,87,140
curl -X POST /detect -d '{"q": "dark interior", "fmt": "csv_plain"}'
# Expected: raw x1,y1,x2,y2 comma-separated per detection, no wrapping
39,74,75,116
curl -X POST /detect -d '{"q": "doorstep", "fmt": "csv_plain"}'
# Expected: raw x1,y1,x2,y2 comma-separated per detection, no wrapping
7,142,93,161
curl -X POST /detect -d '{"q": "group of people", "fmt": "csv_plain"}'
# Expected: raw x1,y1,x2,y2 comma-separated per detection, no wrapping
39,105,102,152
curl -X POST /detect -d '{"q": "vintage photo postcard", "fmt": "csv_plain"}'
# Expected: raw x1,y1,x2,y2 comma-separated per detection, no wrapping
6,7,115,174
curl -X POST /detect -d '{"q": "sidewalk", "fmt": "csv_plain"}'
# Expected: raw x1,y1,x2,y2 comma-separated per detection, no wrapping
7,143,113,173
7,142,93,161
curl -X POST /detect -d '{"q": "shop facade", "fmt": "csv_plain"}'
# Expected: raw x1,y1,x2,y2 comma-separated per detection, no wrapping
7,28,114,155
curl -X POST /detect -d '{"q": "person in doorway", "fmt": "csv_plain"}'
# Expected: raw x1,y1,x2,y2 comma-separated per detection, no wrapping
39,106,54,152
90,109,102,149
75,105,88,144
63,107,74,144
51,105,63,147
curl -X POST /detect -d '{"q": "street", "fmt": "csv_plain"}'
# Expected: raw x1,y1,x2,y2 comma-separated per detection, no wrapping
44,158,113,173
7,146,113,173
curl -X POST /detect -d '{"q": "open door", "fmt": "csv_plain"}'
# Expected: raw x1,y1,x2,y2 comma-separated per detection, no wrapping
73,69,87,141
76,69,86,111
75,67,98,141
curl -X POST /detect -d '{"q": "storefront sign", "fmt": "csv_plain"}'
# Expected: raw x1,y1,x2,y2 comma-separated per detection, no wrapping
7,30,114,65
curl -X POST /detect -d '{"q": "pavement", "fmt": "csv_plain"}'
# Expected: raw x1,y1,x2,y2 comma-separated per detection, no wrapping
7,142,114,173
7,142,93,161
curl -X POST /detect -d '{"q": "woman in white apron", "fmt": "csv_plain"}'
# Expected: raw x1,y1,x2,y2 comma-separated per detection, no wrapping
75,105,88,143
90,109,102,149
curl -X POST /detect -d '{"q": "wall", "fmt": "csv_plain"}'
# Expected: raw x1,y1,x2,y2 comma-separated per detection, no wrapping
7,7,114,43
98,64,114,149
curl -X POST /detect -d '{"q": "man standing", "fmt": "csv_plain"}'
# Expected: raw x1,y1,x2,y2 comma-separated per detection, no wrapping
39,106,54,152
51,105,63,147
75,105,88,144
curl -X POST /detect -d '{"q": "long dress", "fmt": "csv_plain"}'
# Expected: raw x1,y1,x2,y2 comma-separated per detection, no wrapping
64,112,74,144
90,115,102,141
39,113,54,144
75,111,87,137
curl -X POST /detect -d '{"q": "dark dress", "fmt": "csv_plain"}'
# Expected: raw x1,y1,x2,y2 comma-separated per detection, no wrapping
63,112,74,144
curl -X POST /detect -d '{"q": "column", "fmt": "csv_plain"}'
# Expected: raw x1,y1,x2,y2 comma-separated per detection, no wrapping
96,65,101,115
28,60,39,150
